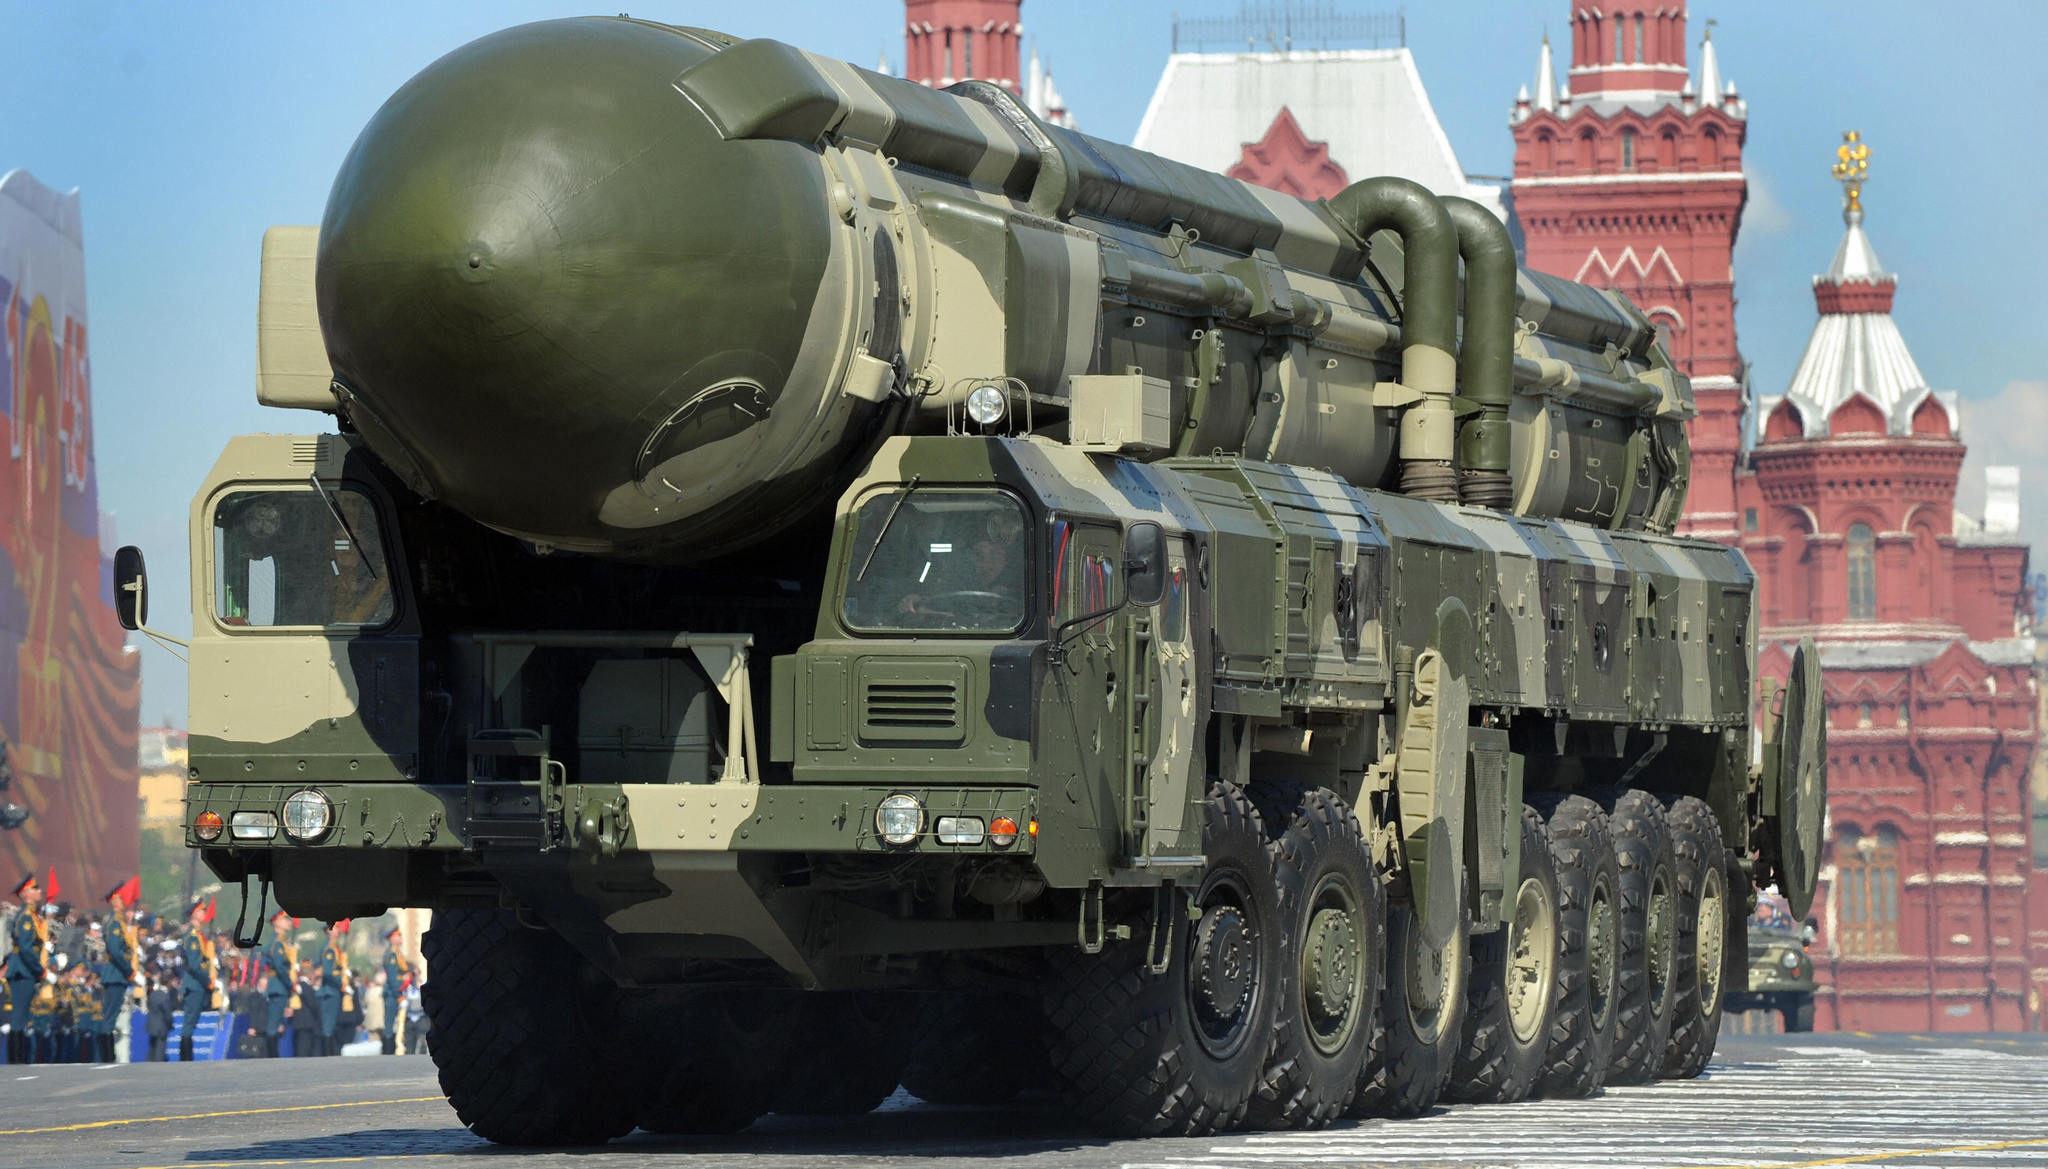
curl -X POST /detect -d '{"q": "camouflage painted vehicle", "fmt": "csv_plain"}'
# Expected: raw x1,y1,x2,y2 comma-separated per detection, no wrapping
121,18,1826,1144
1724,896,1818,1031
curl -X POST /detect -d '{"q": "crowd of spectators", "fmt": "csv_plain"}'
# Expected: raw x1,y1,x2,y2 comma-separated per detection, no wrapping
3,884,425,1064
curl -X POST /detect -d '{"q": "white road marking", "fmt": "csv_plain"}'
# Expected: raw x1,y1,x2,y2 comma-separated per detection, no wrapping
1123,1045,2048,1169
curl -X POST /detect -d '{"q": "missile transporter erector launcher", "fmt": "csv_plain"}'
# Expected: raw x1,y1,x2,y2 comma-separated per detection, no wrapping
128,17,1827,1143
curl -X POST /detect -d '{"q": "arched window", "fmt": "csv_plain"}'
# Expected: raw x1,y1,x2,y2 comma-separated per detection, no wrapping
1533,131,1555,171
1847,522,1877,620
1835,827,1901,954
1620,129,1637,171
1634,14,1645,63
1659,128,1679,168
1614,20,1624,62
1577,129,1597,171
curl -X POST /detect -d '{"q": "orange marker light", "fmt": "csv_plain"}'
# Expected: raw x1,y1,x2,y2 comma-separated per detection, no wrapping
989,817,1019,848
1027,819,1039,837
195,811,224,842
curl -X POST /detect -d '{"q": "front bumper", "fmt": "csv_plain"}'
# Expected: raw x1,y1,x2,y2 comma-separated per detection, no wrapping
184,781,1039,858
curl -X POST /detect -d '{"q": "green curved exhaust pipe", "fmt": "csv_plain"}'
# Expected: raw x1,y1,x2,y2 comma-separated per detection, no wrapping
1323,177,1460,502
1440,196,1516,510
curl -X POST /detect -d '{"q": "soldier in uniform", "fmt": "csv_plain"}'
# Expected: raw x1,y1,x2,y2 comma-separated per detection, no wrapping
316,920,350,1055
101,878,142,1063
69,967,105,1063
27,976,57,1063
176,898,218,1062
261,909,299,1057
380,925,410,1055
293,963,325,1056
5,873,49,1066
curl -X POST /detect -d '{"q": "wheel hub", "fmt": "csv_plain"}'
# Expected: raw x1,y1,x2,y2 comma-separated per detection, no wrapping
1696,867,1727,1008
1506,874,1557,1045
1193,903,1253,1023
1303,905,1358,1020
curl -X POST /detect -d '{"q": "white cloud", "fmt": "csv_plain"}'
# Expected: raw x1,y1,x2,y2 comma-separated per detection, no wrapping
1955,379,2048,556
1742,165,1793,238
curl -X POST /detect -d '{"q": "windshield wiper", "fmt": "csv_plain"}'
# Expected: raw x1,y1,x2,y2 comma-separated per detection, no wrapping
309,474,378,579
855,474,920,583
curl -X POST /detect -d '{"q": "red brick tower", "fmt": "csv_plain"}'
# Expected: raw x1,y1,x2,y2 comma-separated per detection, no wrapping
1509,6,1749,542
1744,137,2039,1031
904,0,1022,93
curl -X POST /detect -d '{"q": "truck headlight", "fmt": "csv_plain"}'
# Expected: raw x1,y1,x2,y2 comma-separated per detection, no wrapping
935,816,985,846
965,384,1008,427
1780,950,1802,969
283,788,334,842
230,811,279,841
876,794,924,846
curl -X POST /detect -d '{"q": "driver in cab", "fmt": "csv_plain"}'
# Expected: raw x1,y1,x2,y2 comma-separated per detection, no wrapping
898,507,1025,627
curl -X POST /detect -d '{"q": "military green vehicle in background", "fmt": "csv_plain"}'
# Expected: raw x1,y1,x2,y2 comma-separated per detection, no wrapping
1725,894,1819,1031
118,17,1827,1144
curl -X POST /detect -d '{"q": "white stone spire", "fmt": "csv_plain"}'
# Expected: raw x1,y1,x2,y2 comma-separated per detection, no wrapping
874,51,892,77
1695,26,1724,110
1026,45,1045,111
1534,34,1558,112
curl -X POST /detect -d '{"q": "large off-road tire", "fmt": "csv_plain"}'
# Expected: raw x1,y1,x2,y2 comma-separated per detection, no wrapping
635,989,795,1134
423,909,640,1146
1246,788,1384,1129
1532,793,1620,1099
1659,795,1730,1079
901,992,1048,1106
1783,995,1815,1033
1606,790,1678,1086
1043,780,1282,1136
773,993,914,1115
1350,881,1470,1118
1450,806,1559,1104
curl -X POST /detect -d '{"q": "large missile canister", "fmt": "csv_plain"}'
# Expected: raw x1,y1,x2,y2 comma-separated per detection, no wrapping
318,19,885,557
316,17,1692,561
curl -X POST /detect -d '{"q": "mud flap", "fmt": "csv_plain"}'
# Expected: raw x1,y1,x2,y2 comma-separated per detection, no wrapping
1396,650,1468,953
1760,639,1826,919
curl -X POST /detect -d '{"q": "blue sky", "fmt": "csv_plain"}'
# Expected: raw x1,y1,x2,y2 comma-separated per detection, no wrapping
4,0,2043,724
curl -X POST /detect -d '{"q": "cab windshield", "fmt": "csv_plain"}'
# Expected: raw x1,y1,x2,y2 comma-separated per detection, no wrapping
842,489,1028,634
213,487,395,629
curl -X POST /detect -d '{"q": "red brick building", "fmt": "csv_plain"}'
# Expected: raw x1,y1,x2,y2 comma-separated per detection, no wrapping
1741,157,2040,1031
1506,6,2040,1030
1508,6,1748,545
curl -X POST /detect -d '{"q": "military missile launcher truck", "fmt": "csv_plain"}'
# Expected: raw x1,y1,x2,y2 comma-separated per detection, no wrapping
121,17,1827,1143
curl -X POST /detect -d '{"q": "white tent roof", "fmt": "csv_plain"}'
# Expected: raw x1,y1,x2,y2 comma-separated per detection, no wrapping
1133,49,1505,220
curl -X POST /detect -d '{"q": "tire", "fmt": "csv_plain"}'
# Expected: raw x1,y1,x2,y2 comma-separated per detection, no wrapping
1783,996,1815,1033
1042,780,1282,1136
773,993,912,1115
422,910,639,1146
1350,875,1469,1118
1605,790,1678,1086
1450,806,1559,1104
1246,788,1385,1129
1532,793,1620,1099
635,989,795,1134
1659,795,1730,1079
901,993,1048,1106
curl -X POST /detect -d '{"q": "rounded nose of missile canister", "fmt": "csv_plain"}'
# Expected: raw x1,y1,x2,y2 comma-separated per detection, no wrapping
317,17,834,555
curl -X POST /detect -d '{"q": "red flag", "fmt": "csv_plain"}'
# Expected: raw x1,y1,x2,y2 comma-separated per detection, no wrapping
46,867,59,902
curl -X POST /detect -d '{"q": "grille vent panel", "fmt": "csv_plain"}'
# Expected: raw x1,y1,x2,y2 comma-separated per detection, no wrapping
857,658,969,744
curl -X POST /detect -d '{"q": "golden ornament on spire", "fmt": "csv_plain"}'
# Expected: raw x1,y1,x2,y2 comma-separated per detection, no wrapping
1832,130,1870,214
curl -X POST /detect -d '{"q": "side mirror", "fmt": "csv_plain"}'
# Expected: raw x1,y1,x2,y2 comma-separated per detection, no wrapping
1124,521,1166,608
1802,920,1817,947
114,545,149,631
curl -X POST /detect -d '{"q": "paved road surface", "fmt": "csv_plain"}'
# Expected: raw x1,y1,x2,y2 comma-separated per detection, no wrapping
3,1033,2045,1169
